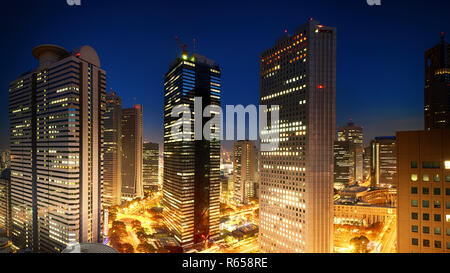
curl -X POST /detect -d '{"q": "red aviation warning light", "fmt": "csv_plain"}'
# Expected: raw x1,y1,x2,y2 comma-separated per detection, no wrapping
317,85,325,89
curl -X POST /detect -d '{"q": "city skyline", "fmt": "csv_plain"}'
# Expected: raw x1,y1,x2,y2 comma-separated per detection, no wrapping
1,1,450,151
1,0,450,257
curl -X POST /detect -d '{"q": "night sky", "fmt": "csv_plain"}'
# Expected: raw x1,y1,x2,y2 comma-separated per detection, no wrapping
1,0,449,151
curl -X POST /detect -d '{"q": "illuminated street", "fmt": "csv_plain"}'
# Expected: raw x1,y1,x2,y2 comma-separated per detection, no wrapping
107,192,164,253
107,191,260,253
334,216,397,253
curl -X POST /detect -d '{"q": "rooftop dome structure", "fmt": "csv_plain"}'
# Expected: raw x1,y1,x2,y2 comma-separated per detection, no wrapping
32,44,69,66
62,242,118,253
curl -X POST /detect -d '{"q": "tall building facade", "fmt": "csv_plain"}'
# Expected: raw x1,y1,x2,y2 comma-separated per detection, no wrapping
163,53,221,248
104,91,122,207
0,150,10,171
259,20,336,253
337,121,364,182
370,137,397,188
397,130,450,253
121,105,143,200
363,146,372,180
9,45,105,252
0,169,11,236
143,142,159,192
233,141,256,205
424,33,450,130
334,141,352,190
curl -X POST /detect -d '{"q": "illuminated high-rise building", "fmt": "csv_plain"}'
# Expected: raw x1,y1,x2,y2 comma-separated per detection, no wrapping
121,105,143,200
337,121,363,182
363,146,372,180
259,20,336,253
233,141,256,205
9,45,105,252
0,169,11,237
370,137,397,188
424,33,450,130
397,129,450,253
334,141,352,190
0,150,10,171
143,142,159,192
104,91,122,207
163,52,221,248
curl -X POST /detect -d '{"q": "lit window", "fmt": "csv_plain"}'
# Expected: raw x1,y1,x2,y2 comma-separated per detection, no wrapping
434,174,441,182
445,161,450,170
411,174,418,182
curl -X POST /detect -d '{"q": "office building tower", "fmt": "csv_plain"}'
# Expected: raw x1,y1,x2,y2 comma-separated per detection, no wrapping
370,137,397,188
334,141,352,190
9,45,105,252
397,129,450,253
121,105,143,200
163,52,221,248
0,169,11,236
363,146,372,181
233,141,256,205
143,142,159,192
337,121,364,182
424,33,450,130
259,20,336,253
0,150,10,171
104,91,122,207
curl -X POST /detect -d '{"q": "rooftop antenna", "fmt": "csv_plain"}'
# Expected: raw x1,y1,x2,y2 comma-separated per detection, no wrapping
193,38,197,54
441,32,445,43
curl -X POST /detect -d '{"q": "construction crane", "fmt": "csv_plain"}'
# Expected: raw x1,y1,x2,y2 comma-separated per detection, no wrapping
175,36,188,56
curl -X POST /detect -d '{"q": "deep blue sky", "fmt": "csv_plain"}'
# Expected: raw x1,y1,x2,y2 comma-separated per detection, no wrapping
1,0,449,150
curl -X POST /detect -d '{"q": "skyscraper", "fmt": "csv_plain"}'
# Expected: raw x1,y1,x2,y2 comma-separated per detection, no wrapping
259,20,336,253
337,121,364,182
424,33,450,130
163,52,221,248
0,169,11,237
0,150,10,171
104,91,122,207
121,105,143,200
9,45,105,252
397,129,450,253
143,142,159,192
363,146,372,181
334,141,352,190
370,137,397,188
233,141,256,205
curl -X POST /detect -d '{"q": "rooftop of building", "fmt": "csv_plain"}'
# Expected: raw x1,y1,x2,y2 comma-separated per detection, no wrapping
167,52,220,73
62,243,118,253
14,44,101,82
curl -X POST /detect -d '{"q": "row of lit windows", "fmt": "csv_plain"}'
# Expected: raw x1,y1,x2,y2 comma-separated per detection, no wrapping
410,174,450,182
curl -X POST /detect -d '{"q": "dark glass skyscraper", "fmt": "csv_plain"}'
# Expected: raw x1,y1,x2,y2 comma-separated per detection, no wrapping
163,52,221,248
104,91,122,207
121,105,143,200
425,33,450,130
143,142,159,192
